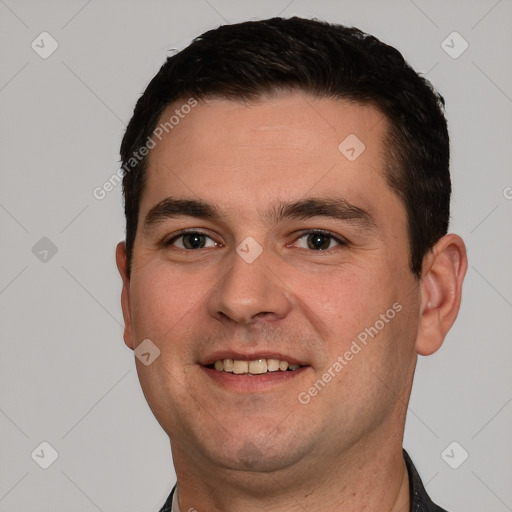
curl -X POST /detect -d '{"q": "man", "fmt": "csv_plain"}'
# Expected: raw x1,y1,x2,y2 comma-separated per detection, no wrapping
116,17,467,512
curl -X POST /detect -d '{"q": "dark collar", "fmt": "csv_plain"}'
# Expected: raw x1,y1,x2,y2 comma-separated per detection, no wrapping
403,449,449,512
159,449,449,512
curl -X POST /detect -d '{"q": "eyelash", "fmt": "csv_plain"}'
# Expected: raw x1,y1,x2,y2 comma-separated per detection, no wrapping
164,228,348,252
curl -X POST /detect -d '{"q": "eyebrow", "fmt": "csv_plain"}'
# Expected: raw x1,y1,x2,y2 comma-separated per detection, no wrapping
269,197,377,231
142,196,377,233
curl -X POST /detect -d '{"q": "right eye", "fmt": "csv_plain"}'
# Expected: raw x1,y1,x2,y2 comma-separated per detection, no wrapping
166,231,219,250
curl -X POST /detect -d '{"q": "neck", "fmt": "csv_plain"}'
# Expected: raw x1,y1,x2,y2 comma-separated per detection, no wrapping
171,429,410,512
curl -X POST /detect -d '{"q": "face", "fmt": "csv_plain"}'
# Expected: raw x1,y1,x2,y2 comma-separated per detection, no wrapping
118,92,422,474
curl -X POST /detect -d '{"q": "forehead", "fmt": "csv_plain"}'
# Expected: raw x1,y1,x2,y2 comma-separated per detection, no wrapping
141,92,398,224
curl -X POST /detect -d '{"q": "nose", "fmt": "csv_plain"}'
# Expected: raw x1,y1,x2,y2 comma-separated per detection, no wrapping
207,243,293,326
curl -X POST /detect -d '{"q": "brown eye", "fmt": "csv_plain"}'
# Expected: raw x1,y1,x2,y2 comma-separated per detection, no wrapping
294,231,345,251
167,232,217,250
306,233,332,250
182,233,206,249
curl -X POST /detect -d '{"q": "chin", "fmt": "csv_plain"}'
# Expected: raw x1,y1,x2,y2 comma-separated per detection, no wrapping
216,448,302,473
200,430,309,474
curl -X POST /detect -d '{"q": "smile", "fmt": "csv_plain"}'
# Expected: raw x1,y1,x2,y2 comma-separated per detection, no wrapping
209,358,302,375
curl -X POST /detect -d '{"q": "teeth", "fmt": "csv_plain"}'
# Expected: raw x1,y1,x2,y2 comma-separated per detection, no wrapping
233,360,249,374
211,358,302,374
267,359,280,372
248,359,267,374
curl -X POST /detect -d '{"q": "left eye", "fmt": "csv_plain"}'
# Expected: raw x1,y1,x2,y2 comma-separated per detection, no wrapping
168,232,218,250
293,231,344,251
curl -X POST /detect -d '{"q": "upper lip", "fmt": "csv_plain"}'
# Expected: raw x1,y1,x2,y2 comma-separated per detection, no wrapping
201,350,308,367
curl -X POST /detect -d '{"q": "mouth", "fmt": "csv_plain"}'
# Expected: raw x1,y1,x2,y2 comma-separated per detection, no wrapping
199,352,310,390
206,357,303,375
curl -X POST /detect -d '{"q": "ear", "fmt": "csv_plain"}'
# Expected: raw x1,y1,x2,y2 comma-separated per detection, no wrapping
415,234,468,356
116,241,135,350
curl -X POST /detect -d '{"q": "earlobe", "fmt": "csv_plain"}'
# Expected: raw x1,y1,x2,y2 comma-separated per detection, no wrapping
415,234,468,356
115,241,135,350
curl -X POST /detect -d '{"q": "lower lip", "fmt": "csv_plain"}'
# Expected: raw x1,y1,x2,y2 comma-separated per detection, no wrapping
200,365,309,392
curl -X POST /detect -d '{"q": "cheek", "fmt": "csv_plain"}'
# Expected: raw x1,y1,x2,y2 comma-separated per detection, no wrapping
128,262,211,345
299,267,399,337
298,261,419,375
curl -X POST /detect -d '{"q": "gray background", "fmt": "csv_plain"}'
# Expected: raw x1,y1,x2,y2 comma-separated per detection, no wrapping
1,0,511,511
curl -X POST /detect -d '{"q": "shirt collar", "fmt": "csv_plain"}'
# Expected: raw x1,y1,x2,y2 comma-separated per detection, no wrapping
403,449,449,511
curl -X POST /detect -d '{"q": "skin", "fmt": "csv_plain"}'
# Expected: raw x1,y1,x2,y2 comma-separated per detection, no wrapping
116,92,467,512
